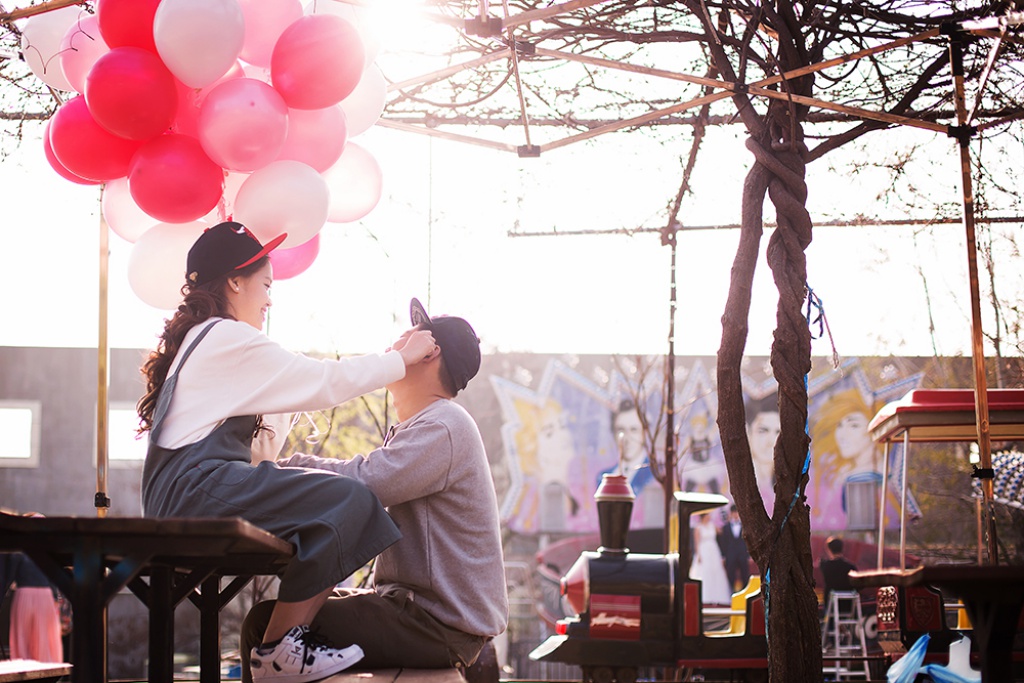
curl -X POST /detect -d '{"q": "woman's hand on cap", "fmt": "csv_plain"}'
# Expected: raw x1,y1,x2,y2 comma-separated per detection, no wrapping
395,329,436,366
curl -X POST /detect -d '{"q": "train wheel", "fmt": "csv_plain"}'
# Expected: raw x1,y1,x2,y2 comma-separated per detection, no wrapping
591,666,614,683
614,667,638,683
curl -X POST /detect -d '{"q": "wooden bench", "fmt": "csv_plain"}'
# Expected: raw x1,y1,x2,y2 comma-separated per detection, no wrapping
0,513,294,683
0,660,71,683
325,668,465,683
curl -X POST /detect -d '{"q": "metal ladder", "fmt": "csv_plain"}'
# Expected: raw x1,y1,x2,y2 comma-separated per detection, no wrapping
821,590,870,680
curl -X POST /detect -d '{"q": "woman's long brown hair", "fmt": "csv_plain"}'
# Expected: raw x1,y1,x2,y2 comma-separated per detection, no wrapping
136,257,269,434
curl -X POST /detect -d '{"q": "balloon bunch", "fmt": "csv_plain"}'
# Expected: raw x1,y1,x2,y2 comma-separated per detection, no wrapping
24,0,389,307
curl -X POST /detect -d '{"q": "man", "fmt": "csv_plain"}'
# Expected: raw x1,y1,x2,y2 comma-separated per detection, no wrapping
242,299,508,681
819,536,858,610
717,505,750,592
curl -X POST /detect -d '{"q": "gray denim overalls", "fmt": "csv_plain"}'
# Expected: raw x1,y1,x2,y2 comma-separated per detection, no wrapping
141,320,401,602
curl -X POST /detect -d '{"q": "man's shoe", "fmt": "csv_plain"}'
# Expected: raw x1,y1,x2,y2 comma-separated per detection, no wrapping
250,625,364,682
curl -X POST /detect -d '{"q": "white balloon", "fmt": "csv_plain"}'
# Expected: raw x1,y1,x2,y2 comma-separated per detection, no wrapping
154,0,245,88
21,5,80,91
103,177,159,243
128,221,209,309
340,64,386,137
322,141,383,223
234,160,329,248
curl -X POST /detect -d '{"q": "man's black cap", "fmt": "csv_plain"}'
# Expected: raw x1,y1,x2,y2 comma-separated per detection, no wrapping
186,221,287,286
410,297,481,393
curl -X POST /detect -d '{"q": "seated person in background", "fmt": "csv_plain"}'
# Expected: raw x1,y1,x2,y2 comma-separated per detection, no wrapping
242,299,508,681
819,536,858,610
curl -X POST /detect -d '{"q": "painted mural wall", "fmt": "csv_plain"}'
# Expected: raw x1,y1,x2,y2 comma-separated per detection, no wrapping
490,354,937,537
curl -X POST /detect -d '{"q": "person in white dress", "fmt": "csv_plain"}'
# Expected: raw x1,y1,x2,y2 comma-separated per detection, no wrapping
688,512,733,604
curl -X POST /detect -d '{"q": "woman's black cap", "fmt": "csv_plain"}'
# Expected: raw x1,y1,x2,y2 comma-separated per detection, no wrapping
186,221,287,286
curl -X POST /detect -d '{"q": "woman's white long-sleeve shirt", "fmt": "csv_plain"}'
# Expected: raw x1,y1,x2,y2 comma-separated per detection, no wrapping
153,318,405,450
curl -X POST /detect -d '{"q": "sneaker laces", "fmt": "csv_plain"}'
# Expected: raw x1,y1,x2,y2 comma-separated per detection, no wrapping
297,627,336,653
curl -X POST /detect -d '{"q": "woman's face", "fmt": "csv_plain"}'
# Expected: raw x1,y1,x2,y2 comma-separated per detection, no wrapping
226,261,273,330
835,411,871,459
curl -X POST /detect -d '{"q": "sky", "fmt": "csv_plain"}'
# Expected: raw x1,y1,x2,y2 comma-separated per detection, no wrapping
3,0,1021,361
3,117,1012,362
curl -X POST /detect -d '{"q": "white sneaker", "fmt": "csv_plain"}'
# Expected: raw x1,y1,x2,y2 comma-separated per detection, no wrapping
250,625,364,682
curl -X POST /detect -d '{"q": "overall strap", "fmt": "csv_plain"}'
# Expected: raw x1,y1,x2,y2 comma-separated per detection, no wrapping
150,319,222,443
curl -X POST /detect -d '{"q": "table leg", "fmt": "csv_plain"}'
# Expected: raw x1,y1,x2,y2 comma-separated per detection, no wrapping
149,566,175,683
200,576,222,683
70,541,108,683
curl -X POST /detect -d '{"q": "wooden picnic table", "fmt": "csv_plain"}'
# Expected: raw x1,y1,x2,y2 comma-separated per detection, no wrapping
0,513,294,683
849,564,1024,682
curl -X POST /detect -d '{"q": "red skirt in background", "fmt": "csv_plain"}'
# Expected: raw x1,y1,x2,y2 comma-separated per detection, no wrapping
10,586,63,663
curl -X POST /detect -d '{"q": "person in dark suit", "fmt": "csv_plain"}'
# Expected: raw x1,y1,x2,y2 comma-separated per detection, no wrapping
717,505,750,593
819,536,858,610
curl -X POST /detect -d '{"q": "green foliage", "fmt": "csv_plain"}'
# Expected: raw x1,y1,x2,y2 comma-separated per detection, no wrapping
280,389,394,462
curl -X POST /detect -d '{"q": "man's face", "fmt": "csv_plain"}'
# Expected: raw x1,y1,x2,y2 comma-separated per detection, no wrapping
613,409,644,467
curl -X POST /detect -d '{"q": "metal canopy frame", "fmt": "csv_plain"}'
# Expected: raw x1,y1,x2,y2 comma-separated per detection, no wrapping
868,388,1024,569
383,3,1023,565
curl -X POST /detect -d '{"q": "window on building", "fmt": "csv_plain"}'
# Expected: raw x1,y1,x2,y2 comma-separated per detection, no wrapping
0,401,41,468
845,477,880,531
107,404,147,465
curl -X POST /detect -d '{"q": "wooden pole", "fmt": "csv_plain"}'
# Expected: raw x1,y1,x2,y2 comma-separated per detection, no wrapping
96,190,111,517
948,35,998,565
663,226,677,553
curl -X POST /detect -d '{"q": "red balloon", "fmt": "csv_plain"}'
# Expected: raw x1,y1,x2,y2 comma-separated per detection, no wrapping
43,119,100,185
86,47,177,140
271,14,365,110
269,234,320,280
128,133,224,223
49,96,143,181
96,0,160,52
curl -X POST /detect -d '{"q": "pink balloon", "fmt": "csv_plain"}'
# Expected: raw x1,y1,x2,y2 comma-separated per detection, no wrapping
86,47,178,140
198,78,289,172
128,133,225,223
271,14,365,110
49,96,144,181
43,119,100,185
277,106,347,173
239,0,303,68
172,62,245,137
60,14,109,94
323,141,383,223
97,0,161,52
270,234,320,280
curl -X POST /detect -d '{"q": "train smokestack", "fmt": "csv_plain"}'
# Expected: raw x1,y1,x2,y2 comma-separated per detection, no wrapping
594,473,635,553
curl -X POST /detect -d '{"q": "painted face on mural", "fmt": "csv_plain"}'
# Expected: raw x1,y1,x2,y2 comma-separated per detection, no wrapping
537,407,574,485
613,408,645,471
834,411,873,464
748,410,781,465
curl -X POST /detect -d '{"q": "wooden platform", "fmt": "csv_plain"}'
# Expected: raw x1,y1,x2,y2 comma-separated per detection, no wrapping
0,660,72,683
323,669,465,683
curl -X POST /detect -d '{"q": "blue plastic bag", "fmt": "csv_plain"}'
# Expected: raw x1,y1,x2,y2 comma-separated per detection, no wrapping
887,633,930,683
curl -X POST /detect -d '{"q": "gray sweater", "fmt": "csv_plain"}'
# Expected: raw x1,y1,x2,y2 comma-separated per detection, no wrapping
280,399,509,638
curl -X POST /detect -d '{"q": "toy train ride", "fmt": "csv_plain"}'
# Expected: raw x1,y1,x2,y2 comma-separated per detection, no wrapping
529,475,768,683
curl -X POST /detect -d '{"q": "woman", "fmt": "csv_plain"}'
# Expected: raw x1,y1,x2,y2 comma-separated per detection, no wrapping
137,221,435,683
688,512,732,605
